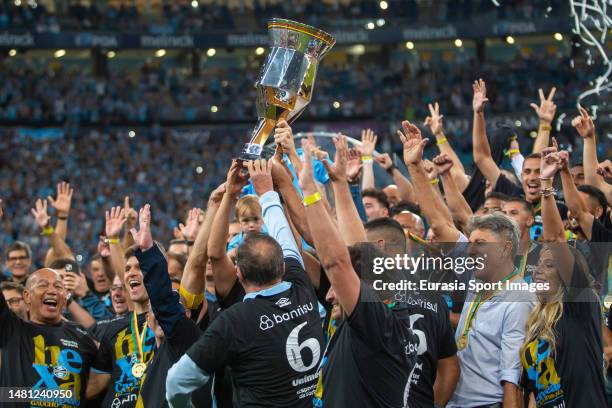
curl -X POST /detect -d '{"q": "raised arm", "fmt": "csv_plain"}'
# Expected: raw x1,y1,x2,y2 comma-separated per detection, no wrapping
122,196,138,250
374,153,417,205
274,119,302,176
360,128,377,190
425,102,470,192
180,185,224,310
31,199,74,267
559,154,596,240
530,88,557,153
574,106,612,203
299,144,361,316
434,154,473,231
105,206,128,282
471,79,501,187
207,161,248,298
132,204,185,337
248,159,303,266
540,145,566,242
399,122,460,243
540,148,575,287
270,149,313,246
323,135,367,246
47,181,73,241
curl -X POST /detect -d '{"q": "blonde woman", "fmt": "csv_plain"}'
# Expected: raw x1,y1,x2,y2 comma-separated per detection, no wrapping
519,147,606,407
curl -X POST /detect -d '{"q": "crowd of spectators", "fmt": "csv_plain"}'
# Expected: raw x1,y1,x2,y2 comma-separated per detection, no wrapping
0,127,236,264
0,53,602,127
0,0,567,33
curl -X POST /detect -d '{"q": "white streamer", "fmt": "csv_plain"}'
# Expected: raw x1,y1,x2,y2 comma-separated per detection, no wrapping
492,0,612,119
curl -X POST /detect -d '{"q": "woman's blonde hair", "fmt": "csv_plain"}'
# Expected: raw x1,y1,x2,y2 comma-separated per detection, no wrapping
520,244,595,359
520,287,564,359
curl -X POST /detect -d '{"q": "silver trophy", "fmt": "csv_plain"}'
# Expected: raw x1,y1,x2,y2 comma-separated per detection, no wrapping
240,19,336,160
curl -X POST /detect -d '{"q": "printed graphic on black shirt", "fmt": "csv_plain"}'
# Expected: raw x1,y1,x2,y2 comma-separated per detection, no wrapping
521,338,565,407
95,314,155,408
0,289,98,408
186,258,323,408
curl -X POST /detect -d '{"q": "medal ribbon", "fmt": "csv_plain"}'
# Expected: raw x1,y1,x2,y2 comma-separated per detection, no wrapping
458,269,520,342
130,311,149,364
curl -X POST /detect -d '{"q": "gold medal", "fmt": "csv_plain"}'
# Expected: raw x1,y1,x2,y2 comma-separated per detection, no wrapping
457,335,468,350
131,362,146,378
130,311,150,380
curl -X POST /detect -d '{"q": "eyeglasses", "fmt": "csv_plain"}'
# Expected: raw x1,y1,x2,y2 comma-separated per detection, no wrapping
7,255,29,262
6,297,24,306
111,285,125,292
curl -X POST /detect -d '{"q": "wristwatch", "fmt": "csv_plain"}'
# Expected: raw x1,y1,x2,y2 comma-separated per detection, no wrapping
66,292,74,306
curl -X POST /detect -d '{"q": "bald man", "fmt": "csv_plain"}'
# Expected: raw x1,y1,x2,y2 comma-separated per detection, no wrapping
0,268,101,407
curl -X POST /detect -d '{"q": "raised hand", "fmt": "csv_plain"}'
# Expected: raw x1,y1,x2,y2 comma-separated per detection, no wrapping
97,235,111,257
124,196,138,229
424,102,444,135
179,208,203,242
298,144,317,196
130,204,153,251
596,160,612,184
433,154,454,175
31,198,50,228
47,181,73,217
360,128,378,156
225,160,249,198
398,120,428,166
322,134,349,183
530,88,557,124
274,120,297,155
540,140,562,179
346,148,363,183
246,159,274,196
374,153,393,171
597,159,612,184
105,206,126,239
208,183,226,208
472,79,489,113
422,159,438,181
571,106,595,139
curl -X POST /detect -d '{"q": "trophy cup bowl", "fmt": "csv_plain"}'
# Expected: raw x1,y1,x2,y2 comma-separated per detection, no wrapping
240,19,336,160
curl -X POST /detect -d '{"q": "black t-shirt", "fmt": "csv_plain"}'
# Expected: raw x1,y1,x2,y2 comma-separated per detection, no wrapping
137,317,202,408
93,312,156,408
591,218,612,242
493,174,568,241
186,258,323,407
315,282,418,408
0,290,99,408
398,291,457,408
520,256,606,407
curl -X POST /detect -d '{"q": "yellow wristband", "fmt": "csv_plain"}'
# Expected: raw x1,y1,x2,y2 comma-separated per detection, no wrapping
41,226,54,236
431,179,440,185
505,148,520,157
107,238,120,245
539,124,552,132
179,284,205,310
303,191,322,207
360,155,373,163
436,138,447,146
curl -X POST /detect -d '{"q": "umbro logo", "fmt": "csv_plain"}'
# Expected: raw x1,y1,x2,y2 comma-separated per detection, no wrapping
275,297,292,308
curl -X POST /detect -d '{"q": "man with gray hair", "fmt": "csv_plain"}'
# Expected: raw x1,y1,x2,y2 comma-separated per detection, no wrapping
397,120,534,408
448,213,534,408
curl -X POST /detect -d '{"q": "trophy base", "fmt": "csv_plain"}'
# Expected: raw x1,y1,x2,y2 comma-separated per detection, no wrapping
238,143,268,161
